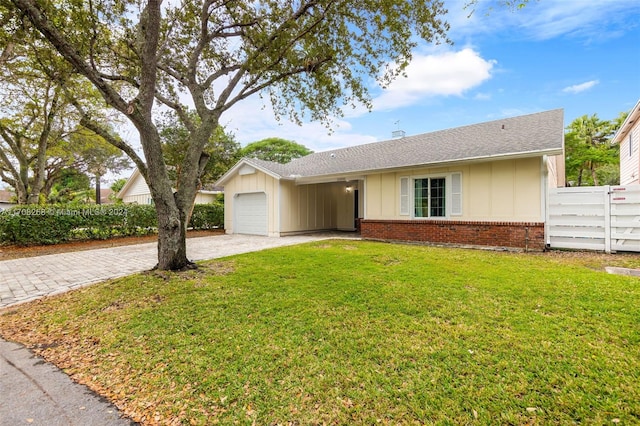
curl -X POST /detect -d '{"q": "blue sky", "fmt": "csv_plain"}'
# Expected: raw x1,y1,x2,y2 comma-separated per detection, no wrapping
220,0,640,153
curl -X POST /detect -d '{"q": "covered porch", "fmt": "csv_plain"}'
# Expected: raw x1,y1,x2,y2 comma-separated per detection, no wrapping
277,178,363,236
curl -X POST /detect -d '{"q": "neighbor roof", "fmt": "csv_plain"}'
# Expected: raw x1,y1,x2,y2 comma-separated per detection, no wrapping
118,168,223,199
218,109,564,184
0,189,15,203
612,98,640,144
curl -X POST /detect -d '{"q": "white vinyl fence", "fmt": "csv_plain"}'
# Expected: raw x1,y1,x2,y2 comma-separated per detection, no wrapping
547,185,640,253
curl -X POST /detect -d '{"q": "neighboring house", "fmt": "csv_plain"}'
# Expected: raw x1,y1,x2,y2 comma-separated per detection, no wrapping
117,168,221,204
613,98,640,185
99,188,114,204
216,109,565,251
0,189,15,211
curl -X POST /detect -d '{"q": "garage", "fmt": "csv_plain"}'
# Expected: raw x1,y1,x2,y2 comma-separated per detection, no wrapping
234,192,268,236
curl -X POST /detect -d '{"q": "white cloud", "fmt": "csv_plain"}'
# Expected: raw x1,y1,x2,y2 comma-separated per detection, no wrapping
371,48,495,111
483,108,529,121
562,80,599,94
218,47,497,151
445,0,640,42
220,96,377,152
474,92,491,101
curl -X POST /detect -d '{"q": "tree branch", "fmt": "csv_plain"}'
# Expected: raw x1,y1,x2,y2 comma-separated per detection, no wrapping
153,91,196,135
11,0,131,115
137,0,161,119
0,125,29,166
0,168,17,188
0,143,20,181
79,117,147,177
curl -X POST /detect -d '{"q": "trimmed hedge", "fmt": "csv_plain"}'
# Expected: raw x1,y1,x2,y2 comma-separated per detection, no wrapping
0,203,223,246
189,203,224,230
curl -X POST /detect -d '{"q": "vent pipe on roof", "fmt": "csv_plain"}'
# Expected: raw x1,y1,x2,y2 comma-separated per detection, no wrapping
392,130,405,138
392,120,405,139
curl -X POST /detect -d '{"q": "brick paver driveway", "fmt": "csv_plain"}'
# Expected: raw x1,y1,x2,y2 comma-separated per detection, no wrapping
0,234,344,308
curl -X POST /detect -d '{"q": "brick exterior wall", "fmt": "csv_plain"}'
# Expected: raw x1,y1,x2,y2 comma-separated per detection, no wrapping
360,219,545,251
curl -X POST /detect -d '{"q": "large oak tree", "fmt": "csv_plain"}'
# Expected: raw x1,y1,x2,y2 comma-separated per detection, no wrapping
6,0,454,270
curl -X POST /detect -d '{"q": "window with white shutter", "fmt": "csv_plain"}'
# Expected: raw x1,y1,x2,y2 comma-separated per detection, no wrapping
451,172,462,216
401,172,462,218
400,177,409,215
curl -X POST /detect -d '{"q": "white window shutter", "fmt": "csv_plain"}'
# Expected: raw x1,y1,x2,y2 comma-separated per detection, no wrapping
400,177,409,215
451,173,462,215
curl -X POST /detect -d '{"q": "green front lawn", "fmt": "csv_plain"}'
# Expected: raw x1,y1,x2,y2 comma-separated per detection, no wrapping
2,241,639,425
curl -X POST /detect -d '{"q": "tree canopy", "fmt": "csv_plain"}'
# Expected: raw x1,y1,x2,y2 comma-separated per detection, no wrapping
158,112,240,187
564,113,624,187
239,138,312,164
0,6,132,204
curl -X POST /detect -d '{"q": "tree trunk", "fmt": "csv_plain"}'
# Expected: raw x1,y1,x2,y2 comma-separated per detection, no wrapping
577,168,583,186
590,166,599,187
28,92,56,204
15,186,28,204
95,173,101,205
18,161,30,203
155,198,193,270
138,112,194,270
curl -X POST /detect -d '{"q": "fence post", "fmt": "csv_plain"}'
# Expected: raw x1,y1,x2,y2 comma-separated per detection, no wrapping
604,185,611,253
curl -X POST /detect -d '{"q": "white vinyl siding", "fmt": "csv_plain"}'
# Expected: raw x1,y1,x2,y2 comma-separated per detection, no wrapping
621,127,640,185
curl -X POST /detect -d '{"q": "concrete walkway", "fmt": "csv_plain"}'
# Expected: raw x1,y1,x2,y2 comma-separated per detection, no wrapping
0,233,340,309
0,233,351,425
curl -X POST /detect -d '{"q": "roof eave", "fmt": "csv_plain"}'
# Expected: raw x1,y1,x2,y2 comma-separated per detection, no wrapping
215,158,284,186
612,98,640,144
293,148,564,184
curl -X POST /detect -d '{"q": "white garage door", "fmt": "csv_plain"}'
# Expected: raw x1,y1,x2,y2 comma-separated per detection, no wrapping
235,192,268,235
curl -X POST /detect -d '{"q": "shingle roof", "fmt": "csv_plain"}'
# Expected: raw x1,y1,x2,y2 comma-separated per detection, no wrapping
243,158,294,177
220,109,564,183
0,190,15,203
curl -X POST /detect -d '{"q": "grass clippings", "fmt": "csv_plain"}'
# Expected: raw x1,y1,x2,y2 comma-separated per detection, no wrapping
1,240,639,425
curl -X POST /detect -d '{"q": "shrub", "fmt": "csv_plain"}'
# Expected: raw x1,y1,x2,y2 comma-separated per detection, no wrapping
0,202,224,246
189,203,224,230
0,207,79,245
121,204,158,236
0,204,156,246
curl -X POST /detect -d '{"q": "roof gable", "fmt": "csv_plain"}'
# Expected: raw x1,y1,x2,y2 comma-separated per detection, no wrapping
117,169,141,198
215,157,289,186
